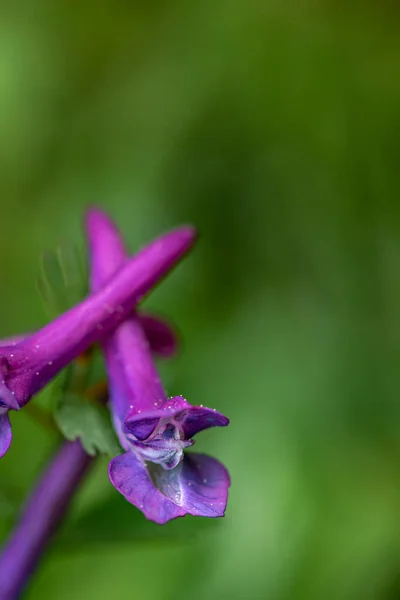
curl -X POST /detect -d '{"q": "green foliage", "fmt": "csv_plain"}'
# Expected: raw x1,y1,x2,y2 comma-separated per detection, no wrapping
54,393,121,457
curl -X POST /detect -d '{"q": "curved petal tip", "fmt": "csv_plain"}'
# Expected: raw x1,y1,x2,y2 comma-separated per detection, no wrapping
139,313,178,358
125,396,229,441
0,410,12,458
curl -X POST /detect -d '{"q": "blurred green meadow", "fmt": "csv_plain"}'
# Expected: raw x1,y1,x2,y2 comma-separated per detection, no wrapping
1,1,400,598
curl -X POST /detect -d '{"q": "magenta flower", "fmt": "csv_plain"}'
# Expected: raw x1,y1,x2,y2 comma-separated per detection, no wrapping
87,209,230,524
0,220,196,458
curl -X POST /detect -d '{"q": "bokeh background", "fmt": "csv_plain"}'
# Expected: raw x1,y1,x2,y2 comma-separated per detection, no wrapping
0,1,400,598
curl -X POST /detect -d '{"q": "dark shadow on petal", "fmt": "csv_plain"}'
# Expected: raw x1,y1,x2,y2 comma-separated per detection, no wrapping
124,417,160,441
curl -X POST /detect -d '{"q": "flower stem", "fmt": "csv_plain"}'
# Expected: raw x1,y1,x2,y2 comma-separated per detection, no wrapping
0,441,93,599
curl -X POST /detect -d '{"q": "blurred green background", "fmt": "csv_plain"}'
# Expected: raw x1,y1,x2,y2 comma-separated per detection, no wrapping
1,1,400,598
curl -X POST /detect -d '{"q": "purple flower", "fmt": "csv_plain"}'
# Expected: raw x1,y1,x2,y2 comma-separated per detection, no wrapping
87,209,230,524
0,216,196,458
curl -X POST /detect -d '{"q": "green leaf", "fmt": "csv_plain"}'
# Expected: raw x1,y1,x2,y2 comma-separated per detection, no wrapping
54,393,122,457
36,244,88,318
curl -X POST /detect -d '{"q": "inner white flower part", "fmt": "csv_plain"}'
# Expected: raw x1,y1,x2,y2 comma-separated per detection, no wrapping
126,419,194,470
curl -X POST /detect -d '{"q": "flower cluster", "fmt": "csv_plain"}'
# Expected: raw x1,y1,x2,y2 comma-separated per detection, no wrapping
0,209,230,524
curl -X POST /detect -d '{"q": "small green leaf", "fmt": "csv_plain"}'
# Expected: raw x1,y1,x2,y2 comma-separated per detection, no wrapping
36,244,88,318
54,393,122,457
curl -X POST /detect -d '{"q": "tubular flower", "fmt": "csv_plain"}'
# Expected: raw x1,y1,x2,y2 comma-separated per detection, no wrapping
87,209,230,524
0,219,196,457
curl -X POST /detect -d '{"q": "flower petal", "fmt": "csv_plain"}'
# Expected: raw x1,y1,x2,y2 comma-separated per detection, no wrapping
173,452,230,518
0,410,12,458
103,319,168,425
109,451,230,524
176,406,230,439
86,208,127,291
138,313,177,358
125,396,229,441
108,451,185,524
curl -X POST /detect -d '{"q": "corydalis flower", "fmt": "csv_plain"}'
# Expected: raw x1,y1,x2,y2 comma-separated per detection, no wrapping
87,209,230,524
0,219,196,458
